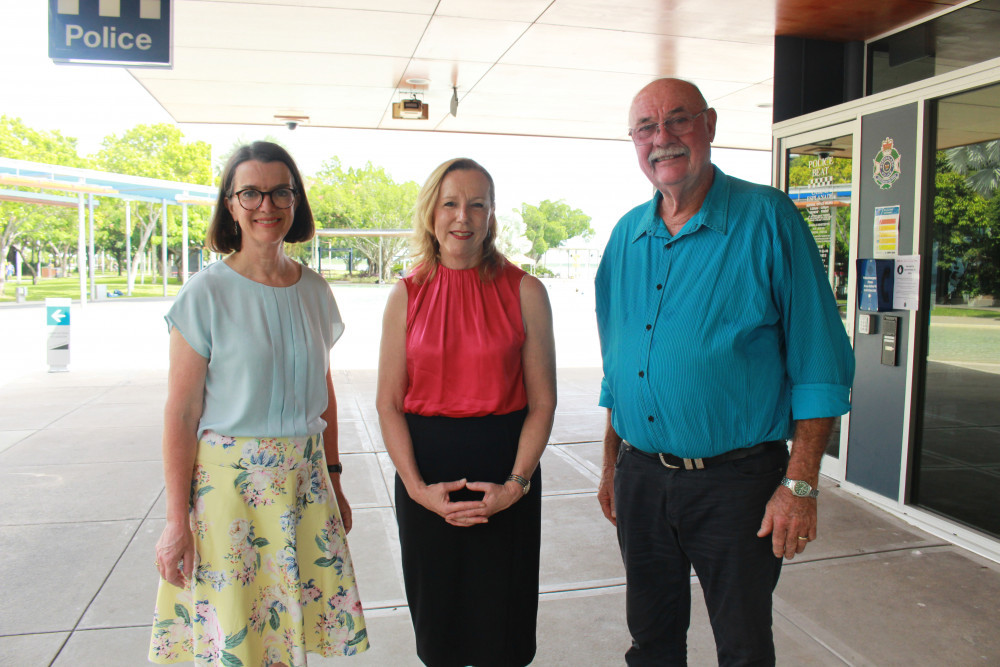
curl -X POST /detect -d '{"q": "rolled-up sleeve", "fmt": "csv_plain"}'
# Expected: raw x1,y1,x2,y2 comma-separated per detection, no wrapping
772,198,855,421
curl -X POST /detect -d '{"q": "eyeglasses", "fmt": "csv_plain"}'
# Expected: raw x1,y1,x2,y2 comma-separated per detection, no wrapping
629,108,709,145
231,187,297,210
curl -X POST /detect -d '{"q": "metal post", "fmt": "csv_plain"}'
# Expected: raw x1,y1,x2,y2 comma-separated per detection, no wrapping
181,203,189,284
88,194,96,299
161,200,168,297
78,192,87,306
125,202,132,296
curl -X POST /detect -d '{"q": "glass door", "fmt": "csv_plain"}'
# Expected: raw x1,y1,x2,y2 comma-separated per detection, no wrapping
778,123,860,480
912,82,1000,538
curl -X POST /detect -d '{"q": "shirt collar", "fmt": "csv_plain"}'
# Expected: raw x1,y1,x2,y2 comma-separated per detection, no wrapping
631,165,730,243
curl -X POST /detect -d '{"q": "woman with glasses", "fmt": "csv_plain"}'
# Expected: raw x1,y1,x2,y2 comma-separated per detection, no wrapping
377,158,556,667
149,141,368,666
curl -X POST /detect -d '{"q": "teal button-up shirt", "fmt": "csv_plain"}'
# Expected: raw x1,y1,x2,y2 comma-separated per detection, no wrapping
596,167,854,458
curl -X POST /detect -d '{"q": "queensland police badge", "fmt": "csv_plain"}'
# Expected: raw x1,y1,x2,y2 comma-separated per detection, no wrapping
873,137,901,190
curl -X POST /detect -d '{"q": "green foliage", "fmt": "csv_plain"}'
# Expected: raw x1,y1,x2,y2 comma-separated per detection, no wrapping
310,159,418,281
516,199,594,263
933,152,999,300
92,124,212,289
94,123,212,184
532,265,555,278
0,116,86,295
944,140,1000,199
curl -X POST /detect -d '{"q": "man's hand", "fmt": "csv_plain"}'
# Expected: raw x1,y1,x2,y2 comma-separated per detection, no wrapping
598,466,617,526
757,485,817,559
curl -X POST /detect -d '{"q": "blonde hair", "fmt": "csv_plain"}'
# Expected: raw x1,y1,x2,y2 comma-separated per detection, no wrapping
409,158,504,284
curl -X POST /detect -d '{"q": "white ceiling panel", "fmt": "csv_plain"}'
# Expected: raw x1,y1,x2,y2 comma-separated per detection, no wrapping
413,16,531,63
137,49,410,89
538,0,776,44
203,0,439,11
175,2,430,56
124,0,963,150
396,59,495,93
436,0,552,22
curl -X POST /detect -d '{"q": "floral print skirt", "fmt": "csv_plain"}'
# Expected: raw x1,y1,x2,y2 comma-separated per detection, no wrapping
149,432,369,666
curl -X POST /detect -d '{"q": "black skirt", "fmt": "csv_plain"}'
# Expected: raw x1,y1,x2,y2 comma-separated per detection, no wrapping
396,408,541,667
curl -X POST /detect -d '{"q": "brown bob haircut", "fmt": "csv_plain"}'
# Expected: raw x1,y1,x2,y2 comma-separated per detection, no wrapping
409,157,504,284
207,141,314,254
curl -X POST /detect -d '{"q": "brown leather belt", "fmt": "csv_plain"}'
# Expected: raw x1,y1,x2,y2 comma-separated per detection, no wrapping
621,439,787,470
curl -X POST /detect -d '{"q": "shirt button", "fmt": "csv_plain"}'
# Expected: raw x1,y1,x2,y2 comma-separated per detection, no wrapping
648,415,655,422
656,284,663,290
638,371,644,378
645,324,652,330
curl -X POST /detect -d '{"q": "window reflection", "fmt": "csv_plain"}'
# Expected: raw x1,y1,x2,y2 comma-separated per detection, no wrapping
914,82,1000,538
786,135,854,458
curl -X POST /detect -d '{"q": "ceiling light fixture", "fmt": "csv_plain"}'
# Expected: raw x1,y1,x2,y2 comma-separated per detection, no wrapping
450,86,458,117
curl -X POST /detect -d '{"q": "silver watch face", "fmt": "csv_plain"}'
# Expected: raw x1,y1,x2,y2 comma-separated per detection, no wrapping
783,477,814,497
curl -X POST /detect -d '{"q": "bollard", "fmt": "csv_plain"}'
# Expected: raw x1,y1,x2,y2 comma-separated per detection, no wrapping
45,297,71,372
15,286,27,303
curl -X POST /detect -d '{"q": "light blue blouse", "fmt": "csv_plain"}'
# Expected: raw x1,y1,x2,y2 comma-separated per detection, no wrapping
165,261,344,438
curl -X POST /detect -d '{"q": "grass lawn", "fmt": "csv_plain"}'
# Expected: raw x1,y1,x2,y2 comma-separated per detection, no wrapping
931,306,1000,320
0,274,183,302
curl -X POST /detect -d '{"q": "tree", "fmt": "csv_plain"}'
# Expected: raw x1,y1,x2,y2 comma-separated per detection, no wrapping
310,159,418,282
945,140,1000,199
0,116,84,295
933,152,996,301
516,199,594,264
92,124,212,293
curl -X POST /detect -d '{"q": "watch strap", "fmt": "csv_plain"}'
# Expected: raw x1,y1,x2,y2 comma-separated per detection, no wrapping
327,463,343,474
506,473,530,495
781,476,819,498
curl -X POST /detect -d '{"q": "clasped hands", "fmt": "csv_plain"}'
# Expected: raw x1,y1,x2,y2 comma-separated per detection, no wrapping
411,478,522,527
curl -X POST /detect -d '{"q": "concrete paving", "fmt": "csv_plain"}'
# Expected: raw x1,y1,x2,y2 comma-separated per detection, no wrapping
2,283,999,666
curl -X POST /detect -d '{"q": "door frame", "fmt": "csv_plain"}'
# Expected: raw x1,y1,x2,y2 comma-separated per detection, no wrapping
774,121,861,482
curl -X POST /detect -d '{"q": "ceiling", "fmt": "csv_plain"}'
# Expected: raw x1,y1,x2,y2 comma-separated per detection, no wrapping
130,0,964,151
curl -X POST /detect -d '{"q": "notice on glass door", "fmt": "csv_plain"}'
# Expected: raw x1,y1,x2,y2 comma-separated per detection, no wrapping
873,205,900,257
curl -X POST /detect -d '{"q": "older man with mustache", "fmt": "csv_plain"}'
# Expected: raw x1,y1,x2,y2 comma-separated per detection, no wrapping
594,78,855,666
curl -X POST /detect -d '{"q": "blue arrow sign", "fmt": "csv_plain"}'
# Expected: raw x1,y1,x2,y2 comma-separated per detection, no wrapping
47,307,70,326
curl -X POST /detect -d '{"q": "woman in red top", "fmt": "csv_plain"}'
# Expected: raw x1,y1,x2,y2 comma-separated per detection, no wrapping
377,158,556,667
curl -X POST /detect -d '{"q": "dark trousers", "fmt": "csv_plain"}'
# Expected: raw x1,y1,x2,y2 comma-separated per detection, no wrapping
614,442,789,666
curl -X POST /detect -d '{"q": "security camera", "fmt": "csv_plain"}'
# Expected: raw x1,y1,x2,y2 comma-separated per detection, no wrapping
285,121,298,131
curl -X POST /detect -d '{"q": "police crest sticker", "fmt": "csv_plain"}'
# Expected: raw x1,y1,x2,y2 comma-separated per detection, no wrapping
873,137,901,190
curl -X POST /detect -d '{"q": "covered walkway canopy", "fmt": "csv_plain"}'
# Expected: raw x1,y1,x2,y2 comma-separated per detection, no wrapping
0,157,216,303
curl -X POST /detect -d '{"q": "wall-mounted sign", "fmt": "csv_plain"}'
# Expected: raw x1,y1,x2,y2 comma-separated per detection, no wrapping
48,0,171,67
873,137,902,190
892,255,920,311
873,204,900,257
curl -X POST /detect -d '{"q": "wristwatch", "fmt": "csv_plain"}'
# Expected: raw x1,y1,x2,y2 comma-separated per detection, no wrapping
327,463,343,474
780,476,819,498
506,473,531,496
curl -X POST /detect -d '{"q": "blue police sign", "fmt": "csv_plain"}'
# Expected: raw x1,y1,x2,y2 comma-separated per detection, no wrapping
48,0,171,66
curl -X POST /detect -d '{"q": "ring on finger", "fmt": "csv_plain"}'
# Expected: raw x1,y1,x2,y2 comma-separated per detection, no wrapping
797,536,809,541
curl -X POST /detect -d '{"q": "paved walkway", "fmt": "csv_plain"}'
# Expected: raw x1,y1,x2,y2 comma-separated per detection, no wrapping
2,284,999,666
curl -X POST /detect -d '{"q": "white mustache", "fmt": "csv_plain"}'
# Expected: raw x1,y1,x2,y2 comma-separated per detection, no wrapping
648,146,688,165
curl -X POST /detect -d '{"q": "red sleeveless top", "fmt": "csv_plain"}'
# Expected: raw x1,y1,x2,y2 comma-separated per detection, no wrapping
403,261,528,418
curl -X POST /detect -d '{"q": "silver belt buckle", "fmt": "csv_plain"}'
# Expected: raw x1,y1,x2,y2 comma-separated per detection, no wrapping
658,453,680,469
658,453,705,470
